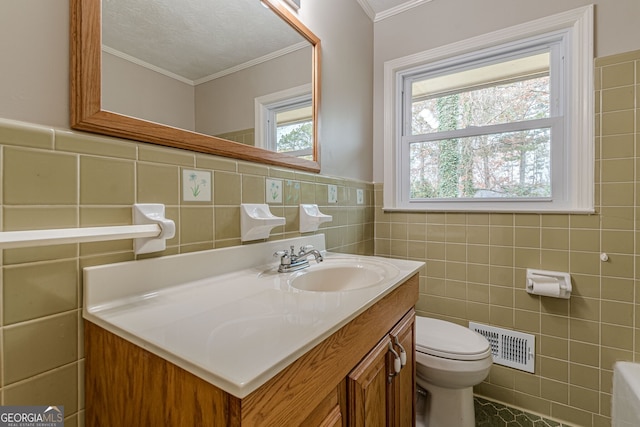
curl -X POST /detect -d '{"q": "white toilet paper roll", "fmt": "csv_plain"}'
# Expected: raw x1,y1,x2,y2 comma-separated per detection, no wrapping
526,269,571,299
528,278,561,297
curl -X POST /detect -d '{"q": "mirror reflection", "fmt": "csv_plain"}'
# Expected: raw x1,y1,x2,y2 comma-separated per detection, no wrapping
101,0,314,159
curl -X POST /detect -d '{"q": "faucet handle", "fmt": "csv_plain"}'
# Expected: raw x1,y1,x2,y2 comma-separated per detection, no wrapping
299,244,314,253
273,250,288,258
274,250,291,266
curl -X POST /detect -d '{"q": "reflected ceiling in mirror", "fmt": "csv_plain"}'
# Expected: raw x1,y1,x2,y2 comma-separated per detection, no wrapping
103,0,307,81
71,0,321,172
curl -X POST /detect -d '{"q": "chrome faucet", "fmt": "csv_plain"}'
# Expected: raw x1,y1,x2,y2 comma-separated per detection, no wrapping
274,245,323,273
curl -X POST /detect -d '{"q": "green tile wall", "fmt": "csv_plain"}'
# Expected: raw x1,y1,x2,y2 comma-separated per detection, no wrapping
375,49,640,427
0,118,374,425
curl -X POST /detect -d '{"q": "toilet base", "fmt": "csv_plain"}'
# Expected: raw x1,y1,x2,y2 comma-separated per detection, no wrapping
416,376,476,427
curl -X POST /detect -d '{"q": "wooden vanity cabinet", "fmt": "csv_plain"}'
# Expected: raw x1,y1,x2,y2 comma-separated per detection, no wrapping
85,274,418,426
347,310,415,427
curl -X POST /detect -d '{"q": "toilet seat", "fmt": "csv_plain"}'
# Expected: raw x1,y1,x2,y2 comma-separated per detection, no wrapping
415,317,491,361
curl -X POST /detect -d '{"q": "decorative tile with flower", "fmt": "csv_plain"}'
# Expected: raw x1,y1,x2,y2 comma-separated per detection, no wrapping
182,169,211,202
328,184,338,204
266,178,283,204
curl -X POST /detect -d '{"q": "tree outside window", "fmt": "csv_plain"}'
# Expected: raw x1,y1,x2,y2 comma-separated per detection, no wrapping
409,74,551,200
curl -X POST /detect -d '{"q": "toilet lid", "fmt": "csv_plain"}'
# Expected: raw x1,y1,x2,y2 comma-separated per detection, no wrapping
415,317,491,361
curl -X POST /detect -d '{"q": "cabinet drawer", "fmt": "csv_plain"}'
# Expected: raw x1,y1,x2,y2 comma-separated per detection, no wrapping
301,384,343,427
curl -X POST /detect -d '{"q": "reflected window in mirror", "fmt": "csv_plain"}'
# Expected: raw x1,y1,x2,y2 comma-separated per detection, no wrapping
255,84,313,158
275,104,313,159
272,97,313,159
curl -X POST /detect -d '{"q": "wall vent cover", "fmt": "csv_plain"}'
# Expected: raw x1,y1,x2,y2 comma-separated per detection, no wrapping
469,322,535,373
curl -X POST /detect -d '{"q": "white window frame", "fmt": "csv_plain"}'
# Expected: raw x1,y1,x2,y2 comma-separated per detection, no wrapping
382,5,594,213
254,84,313,154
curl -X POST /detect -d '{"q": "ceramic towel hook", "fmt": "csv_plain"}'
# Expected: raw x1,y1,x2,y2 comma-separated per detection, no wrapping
299,204,332,233
241,204,285,241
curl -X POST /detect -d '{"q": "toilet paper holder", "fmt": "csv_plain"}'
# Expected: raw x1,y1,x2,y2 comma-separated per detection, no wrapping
526,268,572,299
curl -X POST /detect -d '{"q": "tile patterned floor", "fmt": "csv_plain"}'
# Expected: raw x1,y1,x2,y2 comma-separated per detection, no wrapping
474,397,571,427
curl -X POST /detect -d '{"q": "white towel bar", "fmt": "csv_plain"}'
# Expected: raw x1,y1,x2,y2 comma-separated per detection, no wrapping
0,204,175,255
0,224,159,248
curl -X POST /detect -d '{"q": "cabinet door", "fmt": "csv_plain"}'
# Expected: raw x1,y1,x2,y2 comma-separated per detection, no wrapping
389,310,415,427
347,336,393,427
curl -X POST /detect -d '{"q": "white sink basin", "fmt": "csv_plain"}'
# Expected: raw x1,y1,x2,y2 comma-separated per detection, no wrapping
288,259,400,292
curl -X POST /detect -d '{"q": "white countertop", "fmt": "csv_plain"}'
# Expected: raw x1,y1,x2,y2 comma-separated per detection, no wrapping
83,235,423,398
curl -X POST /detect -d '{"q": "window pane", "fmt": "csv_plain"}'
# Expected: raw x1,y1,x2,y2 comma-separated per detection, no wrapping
276,105,313,157
276,120,313,155
411,53,550,135
409,128,551,199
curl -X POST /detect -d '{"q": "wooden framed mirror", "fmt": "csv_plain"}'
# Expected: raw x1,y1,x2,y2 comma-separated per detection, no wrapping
70,0,321,173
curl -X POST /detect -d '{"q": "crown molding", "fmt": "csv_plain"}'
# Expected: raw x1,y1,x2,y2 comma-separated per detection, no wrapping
355,0,375,20
356,0,433,22
373,0,433,22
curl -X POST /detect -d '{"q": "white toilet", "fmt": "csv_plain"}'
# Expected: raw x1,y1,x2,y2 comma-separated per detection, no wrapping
415,316,493,427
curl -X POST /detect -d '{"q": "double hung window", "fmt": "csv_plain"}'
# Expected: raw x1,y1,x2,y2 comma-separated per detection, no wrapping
383,6,593,212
